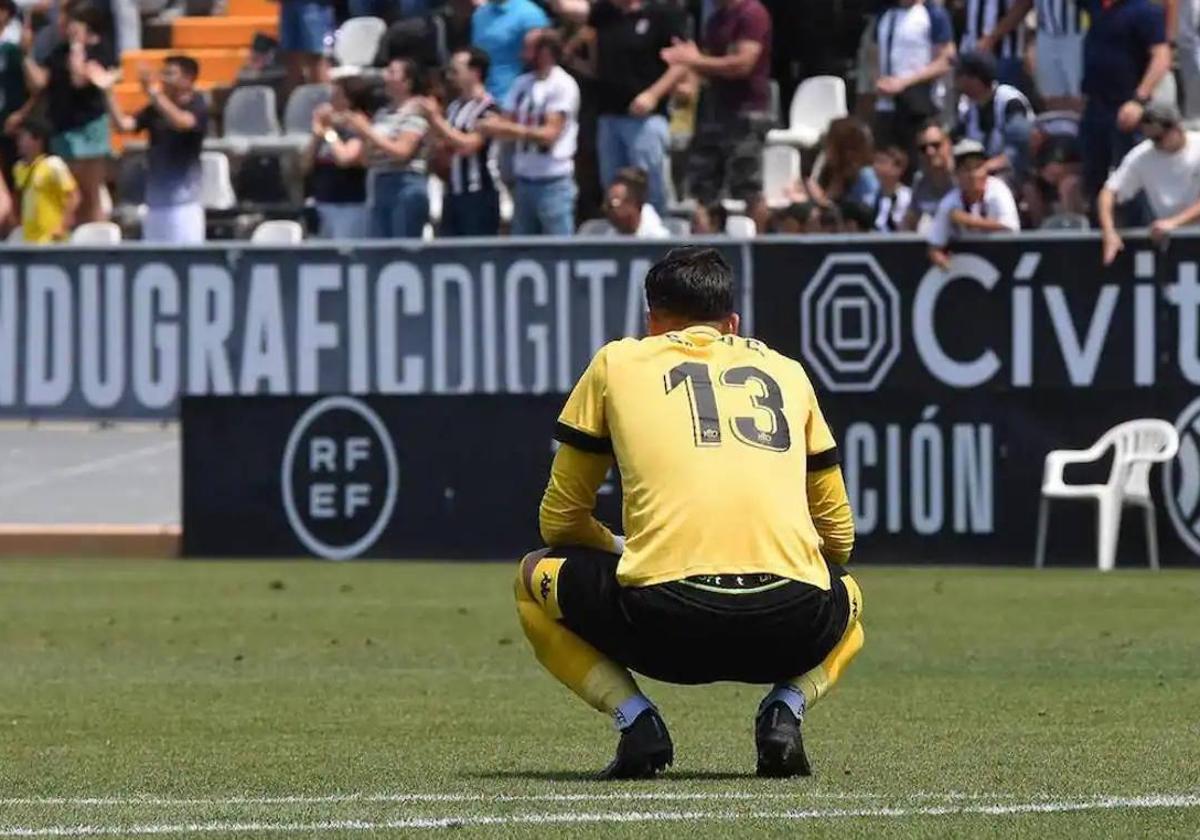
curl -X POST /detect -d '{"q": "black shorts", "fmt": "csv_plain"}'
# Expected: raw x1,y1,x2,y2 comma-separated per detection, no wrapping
553,547,853,685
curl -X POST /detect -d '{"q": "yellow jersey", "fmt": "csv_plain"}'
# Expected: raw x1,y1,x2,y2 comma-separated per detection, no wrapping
554,325,843,591
14,155,76,244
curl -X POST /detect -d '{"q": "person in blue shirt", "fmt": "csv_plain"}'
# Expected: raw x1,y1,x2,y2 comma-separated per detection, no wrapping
1079,0,1171,207
472,0,550,102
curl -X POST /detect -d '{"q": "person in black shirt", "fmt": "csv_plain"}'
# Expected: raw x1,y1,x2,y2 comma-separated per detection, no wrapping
15,2,115,225
552,0,685,216
105,55,209,243
303,76,372,239
416,46,500,236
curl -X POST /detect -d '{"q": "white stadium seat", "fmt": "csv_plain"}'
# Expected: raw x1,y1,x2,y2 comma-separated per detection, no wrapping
725,215,756,237
577,218,614,236
70,221,122,244
762,144,800,209
767,76,848,149
333,16,386,77
200,151,237,210
1036,419,1180,572
284,83,332,137
223,85,281,140
251,219,305,244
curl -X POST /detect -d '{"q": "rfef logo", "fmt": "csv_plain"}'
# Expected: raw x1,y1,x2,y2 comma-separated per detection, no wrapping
281,396,399,560
1164,396,1200,558
800,253,901,392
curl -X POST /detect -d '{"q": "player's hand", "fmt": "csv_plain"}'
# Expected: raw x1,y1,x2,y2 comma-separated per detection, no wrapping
660,38,701,68
1101,230,1125,265
929,248,952,270
1117,100,1145,133
1150,217,1178,244
628,91,657,117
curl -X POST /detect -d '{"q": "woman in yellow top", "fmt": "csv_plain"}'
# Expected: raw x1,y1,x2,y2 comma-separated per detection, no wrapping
13,117,79,243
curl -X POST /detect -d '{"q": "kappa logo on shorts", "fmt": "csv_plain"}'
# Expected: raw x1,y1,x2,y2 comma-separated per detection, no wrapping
281,396,399,561
1163,396,1200,558
800,253,902,392
539,571,552,603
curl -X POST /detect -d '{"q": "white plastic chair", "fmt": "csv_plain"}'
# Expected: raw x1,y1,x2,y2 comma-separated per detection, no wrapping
577,218,614,236
70,221,122,244
766,76,848,149
283,83,332,136
251,219,305,244
725,214,756,237
200,151,237,210
223,85,281,139
333,16,386,73
1036,419,1180,572
763,144,801,209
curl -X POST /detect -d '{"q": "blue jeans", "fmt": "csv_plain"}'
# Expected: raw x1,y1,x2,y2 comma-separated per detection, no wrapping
368,170,429,239
316,203,368,239
279,0,334,54
441,190,500,237
596,114,669,214
512,176,577,236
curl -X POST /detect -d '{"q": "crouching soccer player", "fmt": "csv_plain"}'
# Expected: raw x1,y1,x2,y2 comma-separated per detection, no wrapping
514,247,863,779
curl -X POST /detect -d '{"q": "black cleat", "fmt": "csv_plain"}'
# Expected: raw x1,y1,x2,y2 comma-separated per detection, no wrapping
597,708,674,780
755,701,812,778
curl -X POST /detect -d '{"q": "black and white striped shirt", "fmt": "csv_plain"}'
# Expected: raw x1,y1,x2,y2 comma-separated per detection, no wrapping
961,0,1026,61
446,94,499,196
1035,0,1082,37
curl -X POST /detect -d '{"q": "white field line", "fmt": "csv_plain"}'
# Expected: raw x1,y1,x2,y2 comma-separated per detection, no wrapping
1,794,1199,837
0,791,1065,807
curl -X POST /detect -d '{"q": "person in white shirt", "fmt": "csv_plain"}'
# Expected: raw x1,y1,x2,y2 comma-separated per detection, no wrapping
927,138,1021,269
603,166,670,238
873,0,956,152
480,29,580,235
1099,101,1200,264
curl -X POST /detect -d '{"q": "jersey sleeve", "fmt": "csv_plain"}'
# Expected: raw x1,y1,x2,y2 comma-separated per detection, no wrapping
546,74,580,117
804,381,839,473
555,345,611,454
1105,143,1146,202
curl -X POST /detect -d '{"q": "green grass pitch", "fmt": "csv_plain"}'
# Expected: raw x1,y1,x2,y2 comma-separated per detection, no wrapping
1,560,1198,838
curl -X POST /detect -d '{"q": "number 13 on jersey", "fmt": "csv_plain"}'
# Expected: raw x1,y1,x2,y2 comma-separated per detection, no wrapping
664,361,792,452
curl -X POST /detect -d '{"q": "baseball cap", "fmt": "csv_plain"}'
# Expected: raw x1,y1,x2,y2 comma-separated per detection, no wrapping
952,138,987,161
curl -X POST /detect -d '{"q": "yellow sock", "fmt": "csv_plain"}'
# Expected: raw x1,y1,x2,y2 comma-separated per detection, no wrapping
514,556,640,716
790,574,865,709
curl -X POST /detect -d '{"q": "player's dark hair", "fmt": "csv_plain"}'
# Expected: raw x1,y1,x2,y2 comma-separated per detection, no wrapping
644,247,735,322
19,116,52,147
459,46,490,80
165,55,199,80
0,0,18,22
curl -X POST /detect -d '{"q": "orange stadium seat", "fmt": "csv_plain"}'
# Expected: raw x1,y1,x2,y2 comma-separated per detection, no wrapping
121,48,250,85
225,0,277,15
171,16,278,49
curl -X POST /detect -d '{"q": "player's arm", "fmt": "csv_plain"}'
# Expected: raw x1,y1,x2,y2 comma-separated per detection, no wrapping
539,346,622,554
805,386,854,564
539,444,620,553
808,459,854,565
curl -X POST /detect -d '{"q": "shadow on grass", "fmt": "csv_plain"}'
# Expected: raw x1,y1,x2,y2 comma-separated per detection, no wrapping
465,770,750,782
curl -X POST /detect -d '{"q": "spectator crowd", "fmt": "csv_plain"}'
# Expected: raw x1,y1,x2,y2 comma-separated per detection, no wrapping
0,0,1199,264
